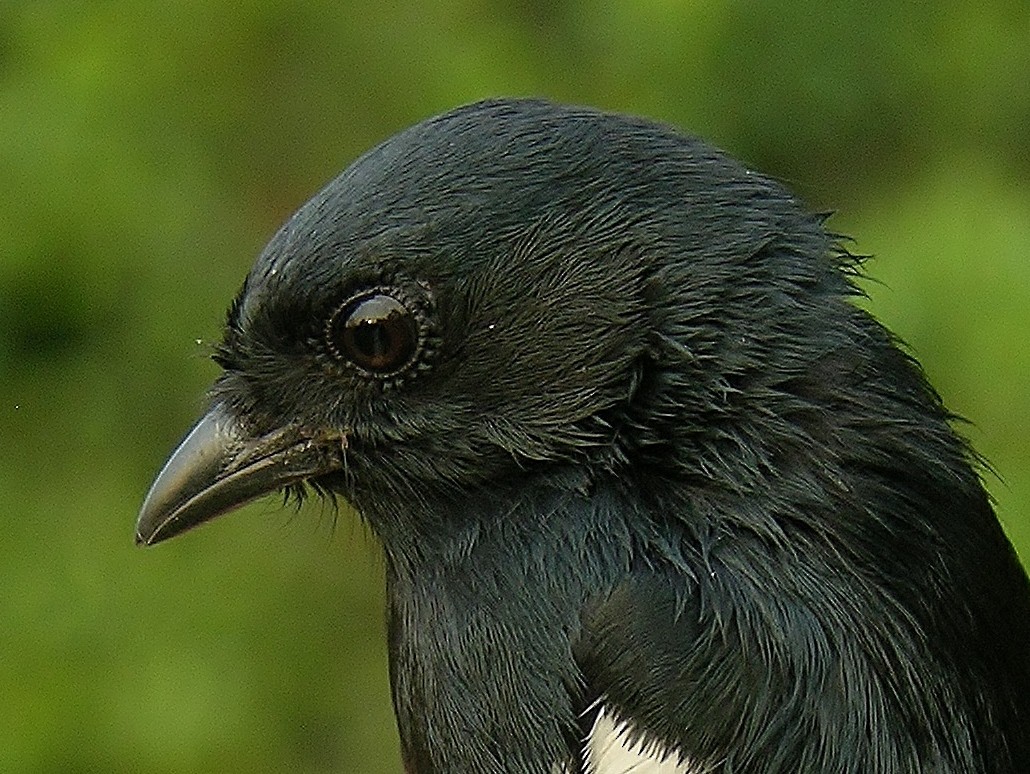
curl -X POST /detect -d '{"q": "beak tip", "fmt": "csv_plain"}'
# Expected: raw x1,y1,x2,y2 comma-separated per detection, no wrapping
135,506,184,547
133,406,238,549
134,514,161,546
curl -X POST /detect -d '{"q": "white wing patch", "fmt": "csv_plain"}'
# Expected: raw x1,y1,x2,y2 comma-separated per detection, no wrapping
584,706,700,774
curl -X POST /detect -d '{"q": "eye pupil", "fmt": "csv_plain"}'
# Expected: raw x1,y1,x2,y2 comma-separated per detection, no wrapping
346,315,401,368
328,293,418,374
350,319,389,362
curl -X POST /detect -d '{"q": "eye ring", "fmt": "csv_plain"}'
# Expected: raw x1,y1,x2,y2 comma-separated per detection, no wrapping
325,289,422,376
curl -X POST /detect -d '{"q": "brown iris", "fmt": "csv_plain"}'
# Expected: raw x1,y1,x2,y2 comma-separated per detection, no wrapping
327,293,418,374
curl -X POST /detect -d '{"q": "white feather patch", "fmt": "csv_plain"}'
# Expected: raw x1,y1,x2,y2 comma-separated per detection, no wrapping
584,705,699,774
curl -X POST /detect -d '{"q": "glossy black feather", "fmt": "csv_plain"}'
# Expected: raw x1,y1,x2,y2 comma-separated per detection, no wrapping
206,99,1030,772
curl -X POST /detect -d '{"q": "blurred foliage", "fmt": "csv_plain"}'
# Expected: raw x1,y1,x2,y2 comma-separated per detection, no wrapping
1,1,1027,771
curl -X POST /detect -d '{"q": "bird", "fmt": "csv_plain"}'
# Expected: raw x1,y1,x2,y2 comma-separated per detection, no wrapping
136,98,1030,773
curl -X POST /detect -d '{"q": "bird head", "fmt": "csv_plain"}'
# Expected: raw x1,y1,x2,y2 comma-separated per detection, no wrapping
138,98,842,551
141,101,656,546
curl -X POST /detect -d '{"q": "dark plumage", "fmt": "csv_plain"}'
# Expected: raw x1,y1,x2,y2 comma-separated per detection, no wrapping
137,99,1030,773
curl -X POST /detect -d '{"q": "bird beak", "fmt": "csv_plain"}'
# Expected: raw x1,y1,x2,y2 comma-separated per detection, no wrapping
135,403,346,546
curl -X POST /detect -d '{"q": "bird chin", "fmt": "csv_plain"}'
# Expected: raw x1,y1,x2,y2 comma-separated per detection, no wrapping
135,403,347,546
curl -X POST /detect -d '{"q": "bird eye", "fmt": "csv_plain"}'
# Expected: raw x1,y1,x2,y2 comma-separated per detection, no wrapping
326,292,419,374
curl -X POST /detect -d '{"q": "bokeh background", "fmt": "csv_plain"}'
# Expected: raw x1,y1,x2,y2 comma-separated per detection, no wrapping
2,2,1028,772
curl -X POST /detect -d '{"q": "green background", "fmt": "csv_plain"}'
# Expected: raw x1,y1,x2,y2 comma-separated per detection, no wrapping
2,2,1027,772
